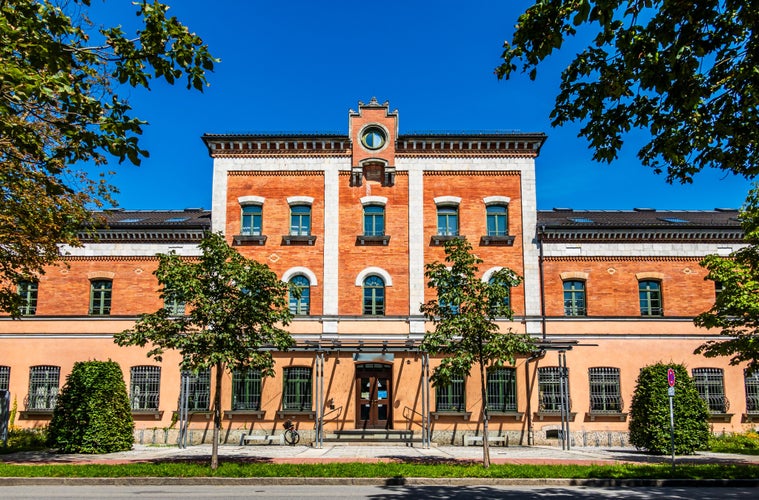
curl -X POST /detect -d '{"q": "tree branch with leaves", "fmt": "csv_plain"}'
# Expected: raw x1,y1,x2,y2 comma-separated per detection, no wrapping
115,233,293,469
420,238,535,467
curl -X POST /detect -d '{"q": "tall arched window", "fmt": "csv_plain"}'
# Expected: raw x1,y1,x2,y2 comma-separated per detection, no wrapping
288,275,310,315
363,275,385,316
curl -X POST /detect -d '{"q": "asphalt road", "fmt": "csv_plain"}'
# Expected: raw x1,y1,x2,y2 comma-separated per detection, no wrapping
0,485,756,499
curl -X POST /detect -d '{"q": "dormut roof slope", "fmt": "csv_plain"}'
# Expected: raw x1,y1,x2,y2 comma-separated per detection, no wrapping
79,209,211,243
537,208,743,242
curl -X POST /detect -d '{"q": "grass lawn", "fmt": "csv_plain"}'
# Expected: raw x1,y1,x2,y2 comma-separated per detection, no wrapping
0,462,757,479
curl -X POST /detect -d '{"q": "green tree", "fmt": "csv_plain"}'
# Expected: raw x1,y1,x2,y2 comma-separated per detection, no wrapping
47,360,134,453
695,185,759,374
114,233,294,469
420,238,535,467
0,0,215,316
629,363,709,455
497,0,758,185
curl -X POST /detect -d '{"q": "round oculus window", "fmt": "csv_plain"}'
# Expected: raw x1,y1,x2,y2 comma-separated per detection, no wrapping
361,126,386,150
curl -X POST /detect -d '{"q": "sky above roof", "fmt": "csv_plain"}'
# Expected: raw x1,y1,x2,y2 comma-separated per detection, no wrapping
87,0,751,212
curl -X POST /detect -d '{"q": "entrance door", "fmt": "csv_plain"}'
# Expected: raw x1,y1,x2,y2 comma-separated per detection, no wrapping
355,363,392,429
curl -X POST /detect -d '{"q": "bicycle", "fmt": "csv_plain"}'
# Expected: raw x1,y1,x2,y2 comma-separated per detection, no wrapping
282,419,300,445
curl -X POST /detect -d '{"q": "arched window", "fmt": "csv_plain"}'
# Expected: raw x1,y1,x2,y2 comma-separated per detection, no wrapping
488,276,511,312
363,275,385,316
288,275,310,315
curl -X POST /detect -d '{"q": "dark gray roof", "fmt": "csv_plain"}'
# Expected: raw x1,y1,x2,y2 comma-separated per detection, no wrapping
537,209,743,242
79,209,210,243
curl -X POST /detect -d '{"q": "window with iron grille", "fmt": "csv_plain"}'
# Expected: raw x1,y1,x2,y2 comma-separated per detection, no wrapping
363,205,385,236
288,275,310,316
745,370,759,414
538,366,566,412
638,280,663,316
180,369,210,411
18,280,38,316
89,280,112,316
362,275,385,316
0,366,9,392
27,365,59,410
486,205,508,236
588,367,622,412
232,369,262,410
487,367,517,412
435,376,465,412
290,205,311,236
437,206,459,236
282,367,312,411
130,366,160,411
241,204,263,235
693,368,728,413
563,280,586,316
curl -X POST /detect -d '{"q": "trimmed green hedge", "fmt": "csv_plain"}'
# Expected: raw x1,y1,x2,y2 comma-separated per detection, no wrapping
629,363,709,454
47,360,134,453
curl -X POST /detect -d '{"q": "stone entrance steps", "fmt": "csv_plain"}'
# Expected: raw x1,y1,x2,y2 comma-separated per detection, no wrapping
323,429,422,445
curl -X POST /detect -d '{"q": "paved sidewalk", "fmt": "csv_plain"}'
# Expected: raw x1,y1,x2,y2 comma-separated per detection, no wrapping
3,443,759,466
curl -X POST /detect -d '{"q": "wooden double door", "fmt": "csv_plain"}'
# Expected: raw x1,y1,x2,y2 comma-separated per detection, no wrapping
355,363,392,429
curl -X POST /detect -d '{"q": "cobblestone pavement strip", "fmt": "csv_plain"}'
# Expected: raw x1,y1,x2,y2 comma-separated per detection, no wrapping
2,444,758,467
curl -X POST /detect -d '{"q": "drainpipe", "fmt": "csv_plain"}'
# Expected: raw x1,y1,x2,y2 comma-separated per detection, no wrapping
524,349,546,446
538,224,547,340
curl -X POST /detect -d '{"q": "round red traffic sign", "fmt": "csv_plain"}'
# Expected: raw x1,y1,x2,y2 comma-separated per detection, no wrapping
667,368,676,387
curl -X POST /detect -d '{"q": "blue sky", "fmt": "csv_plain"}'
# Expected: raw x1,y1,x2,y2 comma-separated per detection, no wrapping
88,0,751,211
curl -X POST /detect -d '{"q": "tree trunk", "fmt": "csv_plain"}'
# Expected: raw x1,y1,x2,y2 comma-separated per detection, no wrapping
479,359,490,468
211,361,223,470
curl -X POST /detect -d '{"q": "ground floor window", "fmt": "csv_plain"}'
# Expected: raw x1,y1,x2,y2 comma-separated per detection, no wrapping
538,366,565,412
282,367,312,411
693,368,728,413
435,376,465,412
746,370,759,415
232,369,262,411
0,366,9,392
130,366,161,411
27,365,59,410
486,367,517,412
588,367,622,413
180,369,211,411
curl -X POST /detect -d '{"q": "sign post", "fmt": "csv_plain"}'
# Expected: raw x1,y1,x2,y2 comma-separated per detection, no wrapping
667,368,676,473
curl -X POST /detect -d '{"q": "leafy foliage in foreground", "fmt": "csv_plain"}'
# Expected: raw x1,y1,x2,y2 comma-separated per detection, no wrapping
47,361,133,453
0,428,48,453
0,462,756,480
0,0,215,316
498,1,758,186
629,363,709,455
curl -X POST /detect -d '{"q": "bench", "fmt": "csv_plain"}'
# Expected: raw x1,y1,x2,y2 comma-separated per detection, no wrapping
240,433,284,445
463,435,508,447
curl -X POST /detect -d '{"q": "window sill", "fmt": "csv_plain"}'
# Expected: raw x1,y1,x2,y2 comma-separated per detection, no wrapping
233,234,267,246
131,410,163,420
431,411,471,421
430,235,462,246
488,411,524,421
742,413,759,423
708,412,734,423
356,235,390,246
276,410,315,420
19,410,54,419
585,411,628,422
479,235,515,246
224,410,265,420
281,235,317,246
171,410,212,420
534,411,577,421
